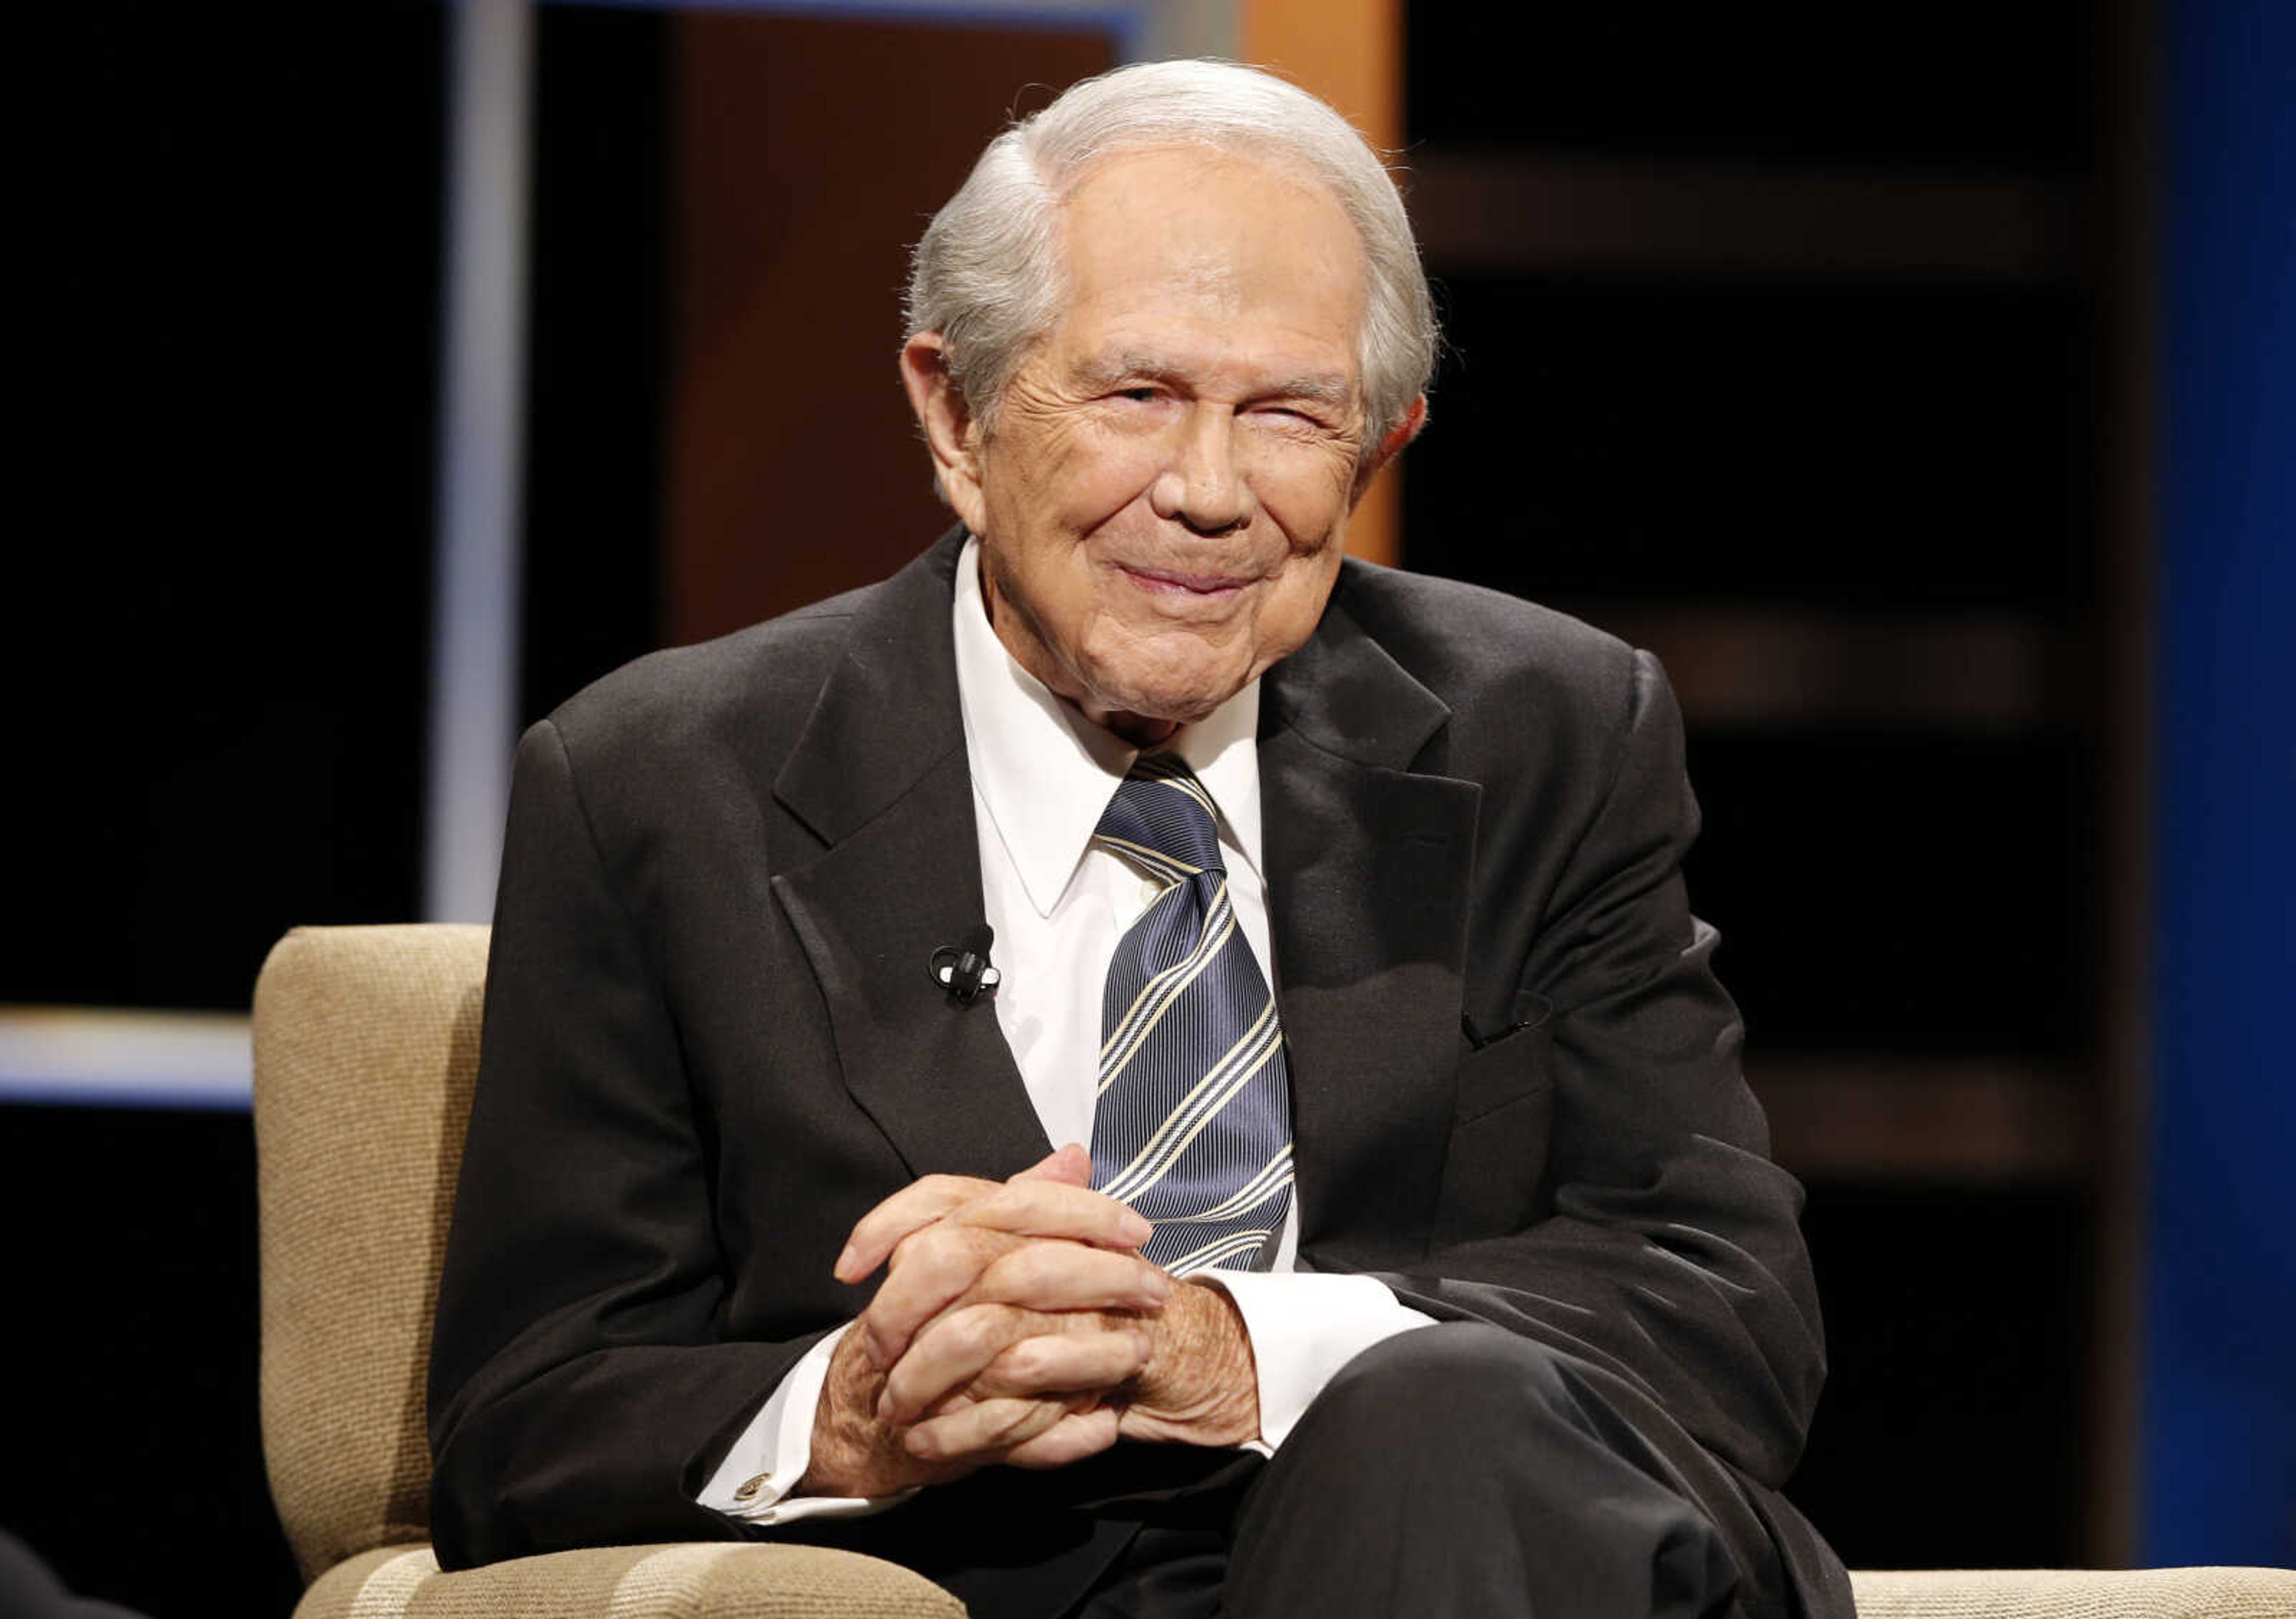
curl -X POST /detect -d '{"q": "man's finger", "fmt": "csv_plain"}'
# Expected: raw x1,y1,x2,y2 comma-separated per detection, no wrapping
1002,1405,1123,1469
861,1231,1168,1370
964,1330,1150,1402
833,1148,1107,1283
864,1238,1166,1370
875,1301,1034,1422
893,1325,1146,1422
835,1172,1003,1283
972,1243,1170,1315
856,1225,1019,1368
880,1305,1149,1425
945,1178,1152,1249
900,1394,1069,1461
1012,1142,1093,1188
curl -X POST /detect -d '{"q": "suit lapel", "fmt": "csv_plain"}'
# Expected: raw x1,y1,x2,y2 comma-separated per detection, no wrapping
1262,575,1480,1267
770,532,1052,1182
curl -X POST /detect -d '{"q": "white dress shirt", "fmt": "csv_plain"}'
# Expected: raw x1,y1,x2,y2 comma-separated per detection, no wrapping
700,538,1431,1524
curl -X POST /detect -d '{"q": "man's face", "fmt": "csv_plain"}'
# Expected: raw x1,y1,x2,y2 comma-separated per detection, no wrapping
933,147,1373,739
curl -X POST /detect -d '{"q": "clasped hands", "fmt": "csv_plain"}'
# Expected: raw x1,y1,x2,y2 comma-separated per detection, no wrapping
801,1144,1260,1497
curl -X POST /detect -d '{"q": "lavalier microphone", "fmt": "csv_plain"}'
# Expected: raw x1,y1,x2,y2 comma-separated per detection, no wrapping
929,924,1001,1004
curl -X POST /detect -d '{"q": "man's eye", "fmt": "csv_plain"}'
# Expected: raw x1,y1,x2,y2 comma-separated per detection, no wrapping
1119,387,1160,404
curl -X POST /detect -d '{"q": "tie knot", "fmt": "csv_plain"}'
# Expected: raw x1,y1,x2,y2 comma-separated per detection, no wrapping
1095,756,1225,881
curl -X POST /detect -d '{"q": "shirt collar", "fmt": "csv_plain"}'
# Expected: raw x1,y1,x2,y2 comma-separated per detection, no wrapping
951,533,1265,917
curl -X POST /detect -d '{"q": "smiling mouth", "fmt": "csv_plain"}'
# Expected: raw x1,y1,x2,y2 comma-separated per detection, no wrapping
1116,562,1256,597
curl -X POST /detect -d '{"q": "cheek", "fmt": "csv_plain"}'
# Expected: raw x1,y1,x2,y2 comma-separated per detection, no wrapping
1251,446,1360,537
1013,423,1160,521
1253,550,1345,654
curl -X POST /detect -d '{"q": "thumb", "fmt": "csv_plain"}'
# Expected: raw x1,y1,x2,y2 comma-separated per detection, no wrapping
1012,1142,1093,1187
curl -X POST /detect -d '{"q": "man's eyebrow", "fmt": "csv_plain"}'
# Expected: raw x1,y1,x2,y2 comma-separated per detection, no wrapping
1269,371,1354,407
1075,352,1355,406
1074,351,1183,389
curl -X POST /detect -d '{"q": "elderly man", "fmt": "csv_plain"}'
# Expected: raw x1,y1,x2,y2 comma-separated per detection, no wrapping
428,59,1849,1619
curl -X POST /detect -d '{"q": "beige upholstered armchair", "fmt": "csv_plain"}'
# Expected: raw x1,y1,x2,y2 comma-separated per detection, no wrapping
252,924,2296,1618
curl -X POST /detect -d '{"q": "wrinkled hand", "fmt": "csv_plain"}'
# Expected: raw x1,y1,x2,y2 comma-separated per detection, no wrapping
889,1271,1259,1461
802,1147,1259,1497
862,1146,1260,1464
802,1146,1158,1495
841,1145,1166,1371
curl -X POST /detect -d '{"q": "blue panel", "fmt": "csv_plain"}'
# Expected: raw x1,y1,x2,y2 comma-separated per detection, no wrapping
2145,0,2296,1569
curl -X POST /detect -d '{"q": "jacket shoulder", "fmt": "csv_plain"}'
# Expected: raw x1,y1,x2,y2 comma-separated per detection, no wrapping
1331,560,1644,730
538,586,871,778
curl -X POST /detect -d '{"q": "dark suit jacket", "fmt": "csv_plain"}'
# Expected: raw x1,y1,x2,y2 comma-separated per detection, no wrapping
428,530,1851,1617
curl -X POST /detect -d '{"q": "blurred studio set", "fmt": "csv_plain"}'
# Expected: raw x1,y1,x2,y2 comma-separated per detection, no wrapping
5,2,2291,1614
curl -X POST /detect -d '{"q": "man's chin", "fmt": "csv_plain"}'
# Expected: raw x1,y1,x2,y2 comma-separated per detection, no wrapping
1079,678,1237,745
1094,711,1186,748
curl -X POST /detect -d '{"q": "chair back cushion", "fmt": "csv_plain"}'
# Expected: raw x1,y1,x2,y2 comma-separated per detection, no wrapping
253,923,491,1583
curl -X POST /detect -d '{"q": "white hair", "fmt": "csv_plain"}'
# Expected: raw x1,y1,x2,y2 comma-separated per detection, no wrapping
905,58,1437,454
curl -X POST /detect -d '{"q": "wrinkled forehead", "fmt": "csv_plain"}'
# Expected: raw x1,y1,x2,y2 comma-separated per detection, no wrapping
1051,146,1369,345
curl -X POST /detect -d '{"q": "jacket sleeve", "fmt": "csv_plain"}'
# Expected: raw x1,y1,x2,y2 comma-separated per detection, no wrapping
1371,650,1827,1491
426,719,831,1568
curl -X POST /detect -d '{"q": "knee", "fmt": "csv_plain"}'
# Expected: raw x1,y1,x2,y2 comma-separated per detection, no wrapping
1232,1326,1745,1619
1294,1321,1583,1457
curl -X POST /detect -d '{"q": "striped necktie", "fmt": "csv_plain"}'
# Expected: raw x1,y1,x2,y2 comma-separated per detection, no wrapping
1089,755,1294,1275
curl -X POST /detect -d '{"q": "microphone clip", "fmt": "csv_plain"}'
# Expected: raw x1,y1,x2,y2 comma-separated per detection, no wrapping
930,926,1001,1005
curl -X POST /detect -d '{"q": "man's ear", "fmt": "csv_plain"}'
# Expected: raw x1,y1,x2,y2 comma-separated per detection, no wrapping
1354,394,1428,498
900,333,987,532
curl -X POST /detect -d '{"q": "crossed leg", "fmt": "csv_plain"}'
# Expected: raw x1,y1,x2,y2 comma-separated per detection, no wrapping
1074,1322,1776,1619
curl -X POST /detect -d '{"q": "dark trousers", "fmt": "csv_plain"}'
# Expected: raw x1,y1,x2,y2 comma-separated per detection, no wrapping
1068,1322,1779,1619
804,1322,1800,1619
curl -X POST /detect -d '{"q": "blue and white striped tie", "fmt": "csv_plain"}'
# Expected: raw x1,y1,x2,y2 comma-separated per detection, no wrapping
1089,755,1293,1276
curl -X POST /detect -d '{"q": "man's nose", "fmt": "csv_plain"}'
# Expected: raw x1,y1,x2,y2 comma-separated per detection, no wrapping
1148,408,1253,535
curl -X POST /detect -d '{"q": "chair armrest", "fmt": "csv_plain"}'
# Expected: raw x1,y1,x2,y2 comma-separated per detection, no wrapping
1850,1566,2296,1619
294,1542,967,1618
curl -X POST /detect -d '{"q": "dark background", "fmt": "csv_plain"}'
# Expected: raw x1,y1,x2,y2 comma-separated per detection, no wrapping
12,2,2267,1612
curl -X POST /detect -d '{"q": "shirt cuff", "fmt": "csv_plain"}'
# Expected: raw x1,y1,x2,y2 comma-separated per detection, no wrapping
696,1324,918,1525
1197,1270,1436,1451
